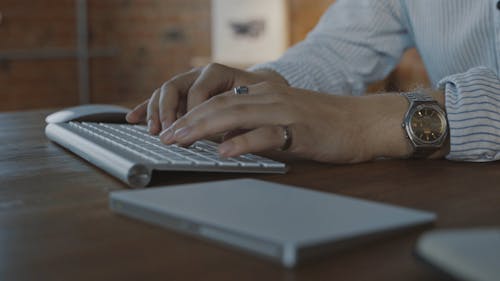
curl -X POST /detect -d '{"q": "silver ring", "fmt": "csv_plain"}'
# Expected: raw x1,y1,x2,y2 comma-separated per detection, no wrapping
279,126,292,151
233,86,249,95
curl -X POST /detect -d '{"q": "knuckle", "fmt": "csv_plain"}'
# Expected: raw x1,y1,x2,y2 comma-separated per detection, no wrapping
187,84,209,102
170,119,183,131
158,107,172,121
256,81,283,94
170,73,184,81
271,90,289,100
269,101,285,112
273,126,284,139
151,88,160,100
206,62,224,72
159,83,180,108
160,81,178,93
148,112,158,121
147,94,156,109
187,86,204,98
190,66,203,73
193,118,208,131
147,90,162,121
257,81,272,89
231,104,251,115
261,81,273,88
233,135,251,150
147,99,159,118
208,94,230,107
263,81,274,87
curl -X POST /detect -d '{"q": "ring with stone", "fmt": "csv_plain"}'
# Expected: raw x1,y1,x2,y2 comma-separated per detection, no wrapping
233,86,249,95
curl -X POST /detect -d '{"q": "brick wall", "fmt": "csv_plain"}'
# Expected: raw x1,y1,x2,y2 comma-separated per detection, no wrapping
0,0,78,110
87,0,213,105
0,0,428,111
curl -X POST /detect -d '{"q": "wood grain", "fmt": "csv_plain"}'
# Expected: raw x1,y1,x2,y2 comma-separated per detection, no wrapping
1,110,499,281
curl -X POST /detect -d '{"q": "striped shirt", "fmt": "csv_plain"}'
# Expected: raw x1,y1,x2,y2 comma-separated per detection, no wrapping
252,0,500,162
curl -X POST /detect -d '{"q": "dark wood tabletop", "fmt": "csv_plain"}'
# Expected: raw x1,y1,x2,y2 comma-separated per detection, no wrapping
1,109,499,281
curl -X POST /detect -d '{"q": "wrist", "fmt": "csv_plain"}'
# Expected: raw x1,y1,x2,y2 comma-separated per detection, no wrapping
372,93,413,158
360,93,414,160
363,89,450,160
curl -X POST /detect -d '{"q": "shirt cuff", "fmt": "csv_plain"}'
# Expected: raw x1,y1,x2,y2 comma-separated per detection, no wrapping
438,66,500,162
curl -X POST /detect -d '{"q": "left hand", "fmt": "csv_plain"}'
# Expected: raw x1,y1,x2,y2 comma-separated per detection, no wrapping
158,82,411,163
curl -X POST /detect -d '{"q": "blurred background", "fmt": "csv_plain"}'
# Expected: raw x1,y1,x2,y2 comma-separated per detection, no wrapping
0,0,430,112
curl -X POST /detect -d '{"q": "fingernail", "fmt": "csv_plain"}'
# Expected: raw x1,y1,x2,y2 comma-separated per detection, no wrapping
160,128,174,143
174,127,192,140
219,142,235,157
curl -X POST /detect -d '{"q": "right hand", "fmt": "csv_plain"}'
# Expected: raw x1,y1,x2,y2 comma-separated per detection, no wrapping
125,63,288,135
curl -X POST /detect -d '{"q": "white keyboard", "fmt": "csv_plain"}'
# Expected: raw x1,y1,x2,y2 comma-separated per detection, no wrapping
45,122,287,187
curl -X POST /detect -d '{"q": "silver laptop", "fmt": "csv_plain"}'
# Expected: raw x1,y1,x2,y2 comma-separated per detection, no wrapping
109,179,436,267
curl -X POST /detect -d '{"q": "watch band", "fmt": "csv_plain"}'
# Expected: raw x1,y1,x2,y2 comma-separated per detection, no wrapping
402,91,435,103
409,143,440,159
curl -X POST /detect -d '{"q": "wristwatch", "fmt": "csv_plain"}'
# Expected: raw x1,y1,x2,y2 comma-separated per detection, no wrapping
401,91,448,158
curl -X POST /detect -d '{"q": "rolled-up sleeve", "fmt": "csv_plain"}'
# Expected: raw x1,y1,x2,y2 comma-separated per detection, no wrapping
438,66,500,162
250,0,412,96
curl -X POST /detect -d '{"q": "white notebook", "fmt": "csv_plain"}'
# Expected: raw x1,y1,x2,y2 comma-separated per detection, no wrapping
109,179,436,267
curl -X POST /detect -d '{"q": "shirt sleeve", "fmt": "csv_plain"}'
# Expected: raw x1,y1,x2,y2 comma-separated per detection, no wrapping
250,0,412,95
438,66,500,162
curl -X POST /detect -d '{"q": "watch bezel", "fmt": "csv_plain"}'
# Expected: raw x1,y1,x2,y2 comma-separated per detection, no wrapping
403,102,448,148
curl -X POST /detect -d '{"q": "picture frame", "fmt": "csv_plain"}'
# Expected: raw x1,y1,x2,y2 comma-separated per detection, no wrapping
211,0,289,66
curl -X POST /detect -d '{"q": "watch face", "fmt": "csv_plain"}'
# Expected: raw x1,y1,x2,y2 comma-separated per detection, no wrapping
409,105,447,143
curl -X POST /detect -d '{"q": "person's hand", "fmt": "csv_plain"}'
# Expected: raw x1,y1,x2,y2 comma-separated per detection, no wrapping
157,82,414,164
125,63,287,135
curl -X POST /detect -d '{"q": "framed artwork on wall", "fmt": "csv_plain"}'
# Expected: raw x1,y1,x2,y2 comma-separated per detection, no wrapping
211,0,289,66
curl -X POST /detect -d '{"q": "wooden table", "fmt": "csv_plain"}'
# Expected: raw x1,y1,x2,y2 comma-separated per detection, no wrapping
1,109,499,281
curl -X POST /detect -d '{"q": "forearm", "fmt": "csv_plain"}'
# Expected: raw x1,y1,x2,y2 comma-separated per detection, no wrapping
345,66,500,162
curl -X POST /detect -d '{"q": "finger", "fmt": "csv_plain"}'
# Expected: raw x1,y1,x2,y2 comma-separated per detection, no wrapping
165,103,288,146
147,89,161,135
159,83,283,144
159,92,233,142
187,63,236,112
218,126,287,157
126,99,148,124
176,98,187,118
159,69,200,130
222,129,250,141
175,83,278,129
